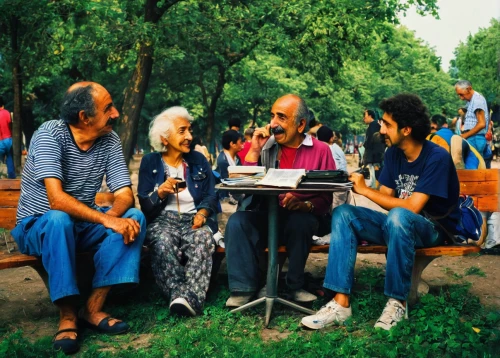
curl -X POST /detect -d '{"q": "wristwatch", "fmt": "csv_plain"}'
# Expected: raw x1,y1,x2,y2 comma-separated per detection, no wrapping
304,201,314,213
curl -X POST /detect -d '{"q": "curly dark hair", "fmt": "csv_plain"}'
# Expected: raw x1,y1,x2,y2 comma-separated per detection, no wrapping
60,85,96,124
379,93,430,142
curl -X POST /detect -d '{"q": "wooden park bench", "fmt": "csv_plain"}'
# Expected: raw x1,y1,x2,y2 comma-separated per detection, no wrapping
1,169,499,304
0,180,116,278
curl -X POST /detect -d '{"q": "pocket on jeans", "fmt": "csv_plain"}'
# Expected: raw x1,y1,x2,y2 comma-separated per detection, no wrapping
11,216,42,256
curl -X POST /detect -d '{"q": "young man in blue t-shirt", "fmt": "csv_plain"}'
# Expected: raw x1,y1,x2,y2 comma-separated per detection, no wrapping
302,93,461,331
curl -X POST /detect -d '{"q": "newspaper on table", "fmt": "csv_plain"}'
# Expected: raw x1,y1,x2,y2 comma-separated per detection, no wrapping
255,168,306,189
220,172,265,187
227,166,266,175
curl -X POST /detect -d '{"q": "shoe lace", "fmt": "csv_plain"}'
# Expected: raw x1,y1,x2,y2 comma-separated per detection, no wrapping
379,300,405,323
316,302,340,319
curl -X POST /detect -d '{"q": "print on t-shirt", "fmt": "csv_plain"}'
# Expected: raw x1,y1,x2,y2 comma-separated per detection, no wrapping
395,174,419,199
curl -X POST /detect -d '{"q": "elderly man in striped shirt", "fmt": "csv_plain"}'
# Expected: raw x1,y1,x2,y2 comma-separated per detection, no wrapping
11,82,146,355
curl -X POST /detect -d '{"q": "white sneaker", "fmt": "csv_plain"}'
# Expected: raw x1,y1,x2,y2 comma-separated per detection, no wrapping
374,298,408,330
170,297,196,317
225,293,254,307
291,288,317,303
301,300,352,329
213,230,225,248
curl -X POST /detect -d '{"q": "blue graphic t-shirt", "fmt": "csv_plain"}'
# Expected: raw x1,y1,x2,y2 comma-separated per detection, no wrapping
378,140,460,232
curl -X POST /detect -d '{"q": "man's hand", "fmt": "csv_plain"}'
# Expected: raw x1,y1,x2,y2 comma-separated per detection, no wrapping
245,124,271,163
349,172,368,195
278,192,310,212
102,216,141,244
461,109,486,139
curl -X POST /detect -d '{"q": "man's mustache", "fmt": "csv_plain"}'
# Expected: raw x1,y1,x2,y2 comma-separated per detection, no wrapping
106,118,116,126
271,126,285,135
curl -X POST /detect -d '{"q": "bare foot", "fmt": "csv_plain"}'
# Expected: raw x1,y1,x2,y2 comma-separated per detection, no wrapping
55,317,78,341
79,309,122,327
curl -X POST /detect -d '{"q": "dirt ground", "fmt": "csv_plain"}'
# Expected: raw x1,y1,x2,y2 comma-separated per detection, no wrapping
1,155,499,343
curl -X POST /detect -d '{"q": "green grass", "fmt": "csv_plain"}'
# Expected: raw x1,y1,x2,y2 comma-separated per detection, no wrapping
1,266,499,357
464,266,487,277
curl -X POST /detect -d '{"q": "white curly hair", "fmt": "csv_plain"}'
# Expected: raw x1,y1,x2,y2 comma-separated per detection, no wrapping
149,106,194,152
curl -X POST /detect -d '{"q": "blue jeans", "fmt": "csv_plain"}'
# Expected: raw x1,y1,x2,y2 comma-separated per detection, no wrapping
225,208,330,292
11,208,146,302
324,205,443,301
0,137,15,178
467,134,487,160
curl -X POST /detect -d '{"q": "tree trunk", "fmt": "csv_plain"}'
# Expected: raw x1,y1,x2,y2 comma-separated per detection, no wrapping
205,65,226,154
119,43,154,164
11,16,22,176
21,100,35,150
251,106,258,127
118,0,180,164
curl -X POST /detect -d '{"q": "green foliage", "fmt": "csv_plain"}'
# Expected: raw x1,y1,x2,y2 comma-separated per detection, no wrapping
1,267,499,357
464,266,487,277
0,0,471,154
451,18,500,107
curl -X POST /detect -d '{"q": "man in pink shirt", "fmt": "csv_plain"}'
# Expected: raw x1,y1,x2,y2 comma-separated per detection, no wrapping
225,94,336,307
0,97,15,178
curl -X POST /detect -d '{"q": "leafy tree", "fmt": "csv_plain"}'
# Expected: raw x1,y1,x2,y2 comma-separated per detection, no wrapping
152,0,279,153
451,18,500,108
0,0,69,174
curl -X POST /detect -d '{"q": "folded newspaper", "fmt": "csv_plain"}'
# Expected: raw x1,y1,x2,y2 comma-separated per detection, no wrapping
220,172,265,186
255,168,306,189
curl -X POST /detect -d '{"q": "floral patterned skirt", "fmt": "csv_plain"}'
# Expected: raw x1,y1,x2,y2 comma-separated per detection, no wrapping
146,211,215,313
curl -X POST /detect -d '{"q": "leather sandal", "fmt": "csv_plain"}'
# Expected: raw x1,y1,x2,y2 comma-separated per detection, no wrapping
53,328,80,355
81,316,130,335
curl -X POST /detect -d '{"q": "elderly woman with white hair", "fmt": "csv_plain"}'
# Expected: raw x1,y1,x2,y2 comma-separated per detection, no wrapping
138,106,218,317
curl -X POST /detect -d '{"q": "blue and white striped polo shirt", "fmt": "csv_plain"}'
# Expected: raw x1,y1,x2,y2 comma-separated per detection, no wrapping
464,91,489,134
17,119,131,223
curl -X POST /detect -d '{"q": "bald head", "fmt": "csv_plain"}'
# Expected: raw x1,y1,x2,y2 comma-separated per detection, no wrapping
274,94,310,126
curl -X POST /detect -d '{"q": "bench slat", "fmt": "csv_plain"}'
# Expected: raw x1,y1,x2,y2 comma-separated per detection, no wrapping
0,191,21,208
0,180,22,190
0,252,40,269
0,208,19,230
459,181,499,196
457,169,499,182
474,195,500,212
214,244,481,257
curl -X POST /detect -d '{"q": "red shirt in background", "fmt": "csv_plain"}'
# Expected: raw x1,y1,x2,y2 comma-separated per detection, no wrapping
238,140,252,163
0,109,12,140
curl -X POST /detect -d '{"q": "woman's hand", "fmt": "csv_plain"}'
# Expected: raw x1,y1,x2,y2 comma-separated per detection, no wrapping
192,211,208,229
158,177,187,199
